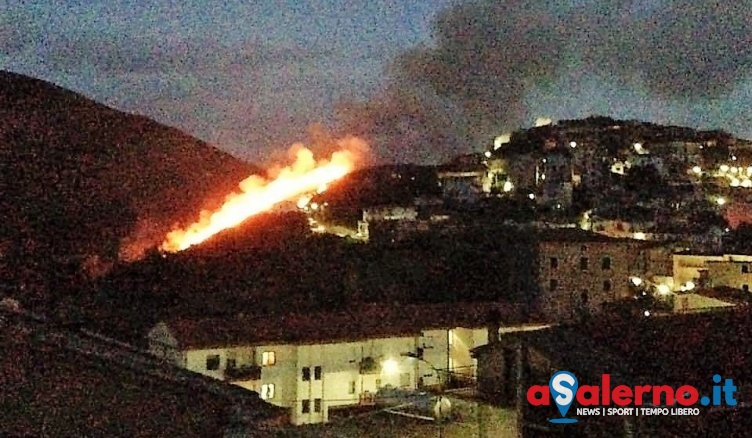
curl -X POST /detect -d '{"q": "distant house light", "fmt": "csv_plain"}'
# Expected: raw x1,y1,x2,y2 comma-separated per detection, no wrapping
630,276,643,287
503,181,514,192
484,151,492,158
732,155,738,161
569,141,577,148
633,232,647,240
692,166,702,174
716,197,727,206
720,165,730,173
657,284,671,295
528,193,536,200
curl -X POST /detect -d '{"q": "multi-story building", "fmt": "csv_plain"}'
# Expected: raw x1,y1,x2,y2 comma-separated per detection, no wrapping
147,303,534,425
534,229,646,320
673,253,752,292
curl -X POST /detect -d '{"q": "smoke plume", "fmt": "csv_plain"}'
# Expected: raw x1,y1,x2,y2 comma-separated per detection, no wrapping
338,0,752,164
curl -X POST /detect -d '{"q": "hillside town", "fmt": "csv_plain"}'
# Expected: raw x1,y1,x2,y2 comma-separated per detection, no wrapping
6,108,752,436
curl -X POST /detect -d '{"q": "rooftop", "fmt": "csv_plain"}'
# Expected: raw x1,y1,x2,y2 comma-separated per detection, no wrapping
160,302,536,350
478,308,752,391
0,305,287,436
535,228,639,244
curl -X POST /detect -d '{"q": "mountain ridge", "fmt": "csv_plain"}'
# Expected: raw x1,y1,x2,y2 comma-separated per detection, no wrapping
0,70,260,300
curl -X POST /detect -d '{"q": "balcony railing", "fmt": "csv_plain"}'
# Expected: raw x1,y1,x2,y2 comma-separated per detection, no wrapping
224,364,262,381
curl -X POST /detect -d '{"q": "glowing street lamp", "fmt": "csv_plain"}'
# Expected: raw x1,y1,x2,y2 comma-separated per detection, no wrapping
382,359,399,375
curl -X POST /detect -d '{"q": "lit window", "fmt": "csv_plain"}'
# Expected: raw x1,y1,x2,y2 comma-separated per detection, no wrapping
302,367,311,381
448,330,454,346
206,354,220,371
262,351,276,366
601,257,611,270
261,383,275,400
314,398,322,413
314,366,322,380
302,399,310,413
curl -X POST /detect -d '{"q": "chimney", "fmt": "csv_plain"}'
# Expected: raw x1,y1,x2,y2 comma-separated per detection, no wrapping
486,309,502,345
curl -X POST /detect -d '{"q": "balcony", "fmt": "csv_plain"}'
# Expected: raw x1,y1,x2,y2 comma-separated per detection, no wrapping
224,364,262,382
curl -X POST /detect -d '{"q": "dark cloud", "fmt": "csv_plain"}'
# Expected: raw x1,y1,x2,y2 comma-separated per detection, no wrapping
339,0,752,163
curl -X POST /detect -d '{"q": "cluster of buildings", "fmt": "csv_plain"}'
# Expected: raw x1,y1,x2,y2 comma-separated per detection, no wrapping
146,302,540,426
138,222,752,430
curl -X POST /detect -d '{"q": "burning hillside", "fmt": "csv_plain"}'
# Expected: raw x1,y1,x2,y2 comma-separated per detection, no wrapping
160,137,368,252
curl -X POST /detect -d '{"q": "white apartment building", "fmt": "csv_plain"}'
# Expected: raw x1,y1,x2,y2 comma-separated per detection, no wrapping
148,304,527,425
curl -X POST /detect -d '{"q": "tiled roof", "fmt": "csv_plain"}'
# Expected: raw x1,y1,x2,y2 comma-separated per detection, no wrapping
0,307,287,436
163,302,536,349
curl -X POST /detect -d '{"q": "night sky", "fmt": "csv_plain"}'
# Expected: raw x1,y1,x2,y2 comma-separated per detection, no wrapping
1,1,750,164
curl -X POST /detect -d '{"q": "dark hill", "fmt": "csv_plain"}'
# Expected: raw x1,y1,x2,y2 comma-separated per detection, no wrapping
0,71,259,304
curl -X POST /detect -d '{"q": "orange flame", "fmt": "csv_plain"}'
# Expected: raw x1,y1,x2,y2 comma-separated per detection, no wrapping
160,138,364,252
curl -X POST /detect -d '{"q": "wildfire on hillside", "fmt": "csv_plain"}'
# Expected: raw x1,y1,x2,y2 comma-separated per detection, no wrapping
160,136,367,252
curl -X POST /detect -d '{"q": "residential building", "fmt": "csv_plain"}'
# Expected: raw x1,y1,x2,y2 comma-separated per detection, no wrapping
673,253,752,292
472,309,752,437
0,302,287,437
437,154,486,204
534,229,646,321
147,303,535,425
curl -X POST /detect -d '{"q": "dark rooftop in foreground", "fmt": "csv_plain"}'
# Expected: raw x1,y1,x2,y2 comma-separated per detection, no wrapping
0,303,287,437
479,308,752,392
160,302,538,349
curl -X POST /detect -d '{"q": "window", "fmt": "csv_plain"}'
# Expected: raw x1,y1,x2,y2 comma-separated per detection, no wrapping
744,285,750,293
400,372,411,387
549,279,558,291
314,366,322,380
301,399,310,414
314,398,322,413
580,257,589,270
601,257,611,270
581,291,589,305
206,354,220,371
262,351,276,366
302,367,311,381
743,265,749,274
550,257,558,269
349,381,356,394
261,383,275,400
580,245,587,251
603,280,612,292
226,358,237,369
